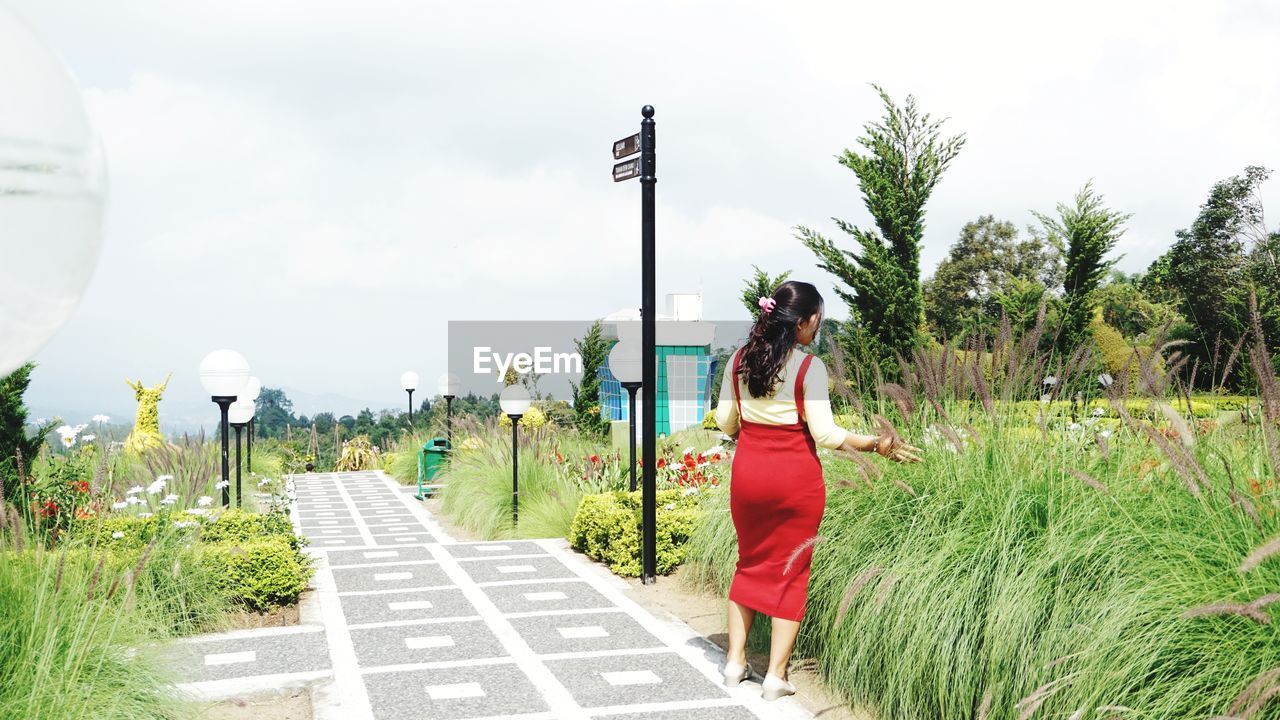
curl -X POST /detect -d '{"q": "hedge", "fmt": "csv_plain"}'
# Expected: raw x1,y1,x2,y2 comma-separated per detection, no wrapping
569,488,703,576
201,537,313,611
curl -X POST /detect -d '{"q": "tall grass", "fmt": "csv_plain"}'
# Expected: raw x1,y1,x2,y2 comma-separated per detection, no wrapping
0,526,193,718
684,309,1280,719
437,418,626,539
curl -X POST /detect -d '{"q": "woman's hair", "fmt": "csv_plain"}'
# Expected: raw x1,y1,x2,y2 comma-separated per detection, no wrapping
737,280,824,398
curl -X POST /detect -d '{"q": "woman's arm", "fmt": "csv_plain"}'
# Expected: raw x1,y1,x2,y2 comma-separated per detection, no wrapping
805,357,922,462
713,350,741,438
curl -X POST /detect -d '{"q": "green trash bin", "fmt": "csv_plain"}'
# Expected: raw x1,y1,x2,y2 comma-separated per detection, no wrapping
416,437,451,500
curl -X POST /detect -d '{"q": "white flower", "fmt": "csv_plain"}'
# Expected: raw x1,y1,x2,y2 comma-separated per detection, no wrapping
1092,407,1105,417
126,485,143,495
172,521,197,529
197,496,213,507
111,531,125,539
1043,376,1058,386
185,508,209,516
1067,422,1082,431
215,480,229,490
92,414,110,423
682,486,699,496
682,446,695,456
139,512,153,518
146,480,165,495
111,501,128,510
663,503,676,510
160,495,178,506
1098,373,1114,388
1099,430,1113,439
258,478,272,487
61,435,76,447
1040,394,1052,405
81,434,96,442
155,475,174,484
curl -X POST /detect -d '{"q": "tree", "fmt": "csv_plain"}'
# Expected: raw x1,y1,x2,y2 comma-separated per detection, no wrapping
740,266,792,320
1034,182,1130,355
923,216,1062,340
1,363,47,502
1141,166,1280,384
253,387,297,439
798,85,966,375
569,321,610,439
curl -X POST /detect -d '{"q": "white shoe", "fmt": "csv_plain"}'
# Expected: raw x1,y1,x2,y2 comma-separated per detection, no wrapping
761,673,796,701
722,661,752,687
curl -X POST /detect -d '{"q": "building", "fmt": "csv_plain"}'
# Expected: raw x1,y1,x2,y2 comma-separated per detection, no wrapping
598,293,719,438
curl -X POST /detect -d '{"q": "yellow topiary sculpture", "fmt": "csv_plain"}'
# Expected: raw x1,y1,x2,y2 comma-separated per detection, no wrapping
125,374,170,453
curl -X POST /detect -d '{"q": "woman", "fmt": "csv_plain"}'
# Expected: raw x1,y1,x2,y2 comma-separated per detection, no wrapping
714,280,920,701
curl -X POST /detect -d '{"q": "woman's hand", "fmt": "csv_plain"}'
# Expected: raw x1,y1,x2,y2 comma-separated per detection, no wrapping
873,433,923,463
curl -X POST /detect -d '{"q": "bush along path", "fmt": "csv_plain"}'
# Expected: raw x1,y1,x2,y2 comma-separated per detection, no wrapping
173,470,809,720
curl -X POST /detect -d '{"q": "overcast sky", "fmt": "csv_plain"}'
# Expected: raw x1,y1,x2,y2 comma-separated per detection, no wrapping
11,0,1280,430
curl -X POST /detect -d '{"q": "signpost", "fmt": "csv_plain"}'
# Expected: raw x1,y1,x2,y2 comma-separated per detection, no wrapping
611,106,658,585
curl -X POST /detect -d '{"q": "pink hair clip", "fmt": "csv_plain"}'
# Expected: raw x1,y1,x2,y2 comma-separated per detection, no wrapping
758,297,777,314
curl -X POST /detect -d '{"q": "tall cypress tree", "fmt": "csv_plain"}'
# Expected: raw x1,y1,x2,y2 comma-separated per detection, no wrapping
1035,182,1130,355
798,86,965,375
1,363,48,502
570,321,610,439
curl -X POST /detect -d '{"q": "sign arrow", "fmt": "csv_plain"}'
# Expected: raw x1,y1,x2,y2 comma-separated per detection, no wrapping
613,133,641,160
612,158,641,182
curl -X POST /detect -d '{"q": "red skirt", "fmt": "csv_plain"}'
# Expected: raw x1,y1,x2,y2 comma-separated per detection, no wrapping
728,416,826,621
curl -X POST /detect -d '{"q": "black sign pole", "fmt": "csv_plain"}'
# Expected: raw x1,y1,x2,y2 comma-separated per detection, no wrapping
639,105,657,585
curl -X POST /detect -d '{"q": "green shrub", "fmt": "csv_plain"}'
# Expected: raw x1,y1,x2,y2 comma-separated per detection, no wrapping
199,509,300,549
569,489,702,577
201,537,313,611
72,514,165,549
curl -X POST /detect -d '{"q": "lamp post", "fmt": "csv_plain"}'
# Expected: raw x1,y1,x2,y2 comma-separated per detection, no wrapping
499,384,531,528
243,376,261,474
401,371,419,426
438,373,460,445
229,398,254,508
200,350,250,508
609,341,643,492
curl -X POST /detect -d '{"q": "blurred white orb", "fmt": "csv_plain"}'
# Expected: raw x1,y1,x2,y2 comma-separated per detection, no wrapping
0,6,105,377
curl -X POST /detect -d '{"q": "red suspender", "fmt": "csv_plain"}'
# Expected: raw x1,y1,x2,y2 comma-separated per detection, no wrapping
794,354,815,422
731,349,742,414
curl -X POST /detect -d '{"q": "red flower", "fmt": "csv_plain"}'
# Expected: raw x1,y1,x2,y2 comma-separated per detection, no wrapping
556,452,564,463
656,457,666,468
40,500,59,518
70,480,90,493
589,454,600,464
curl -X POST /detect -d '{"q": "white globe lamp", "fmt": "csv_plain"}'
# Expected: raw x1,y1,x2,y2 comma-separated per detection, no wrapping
199,349,250,507
0,7,106,376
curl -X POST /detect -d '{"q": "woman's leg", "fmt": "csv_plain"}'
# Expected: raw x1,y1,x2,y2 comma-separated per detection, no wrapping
767,617,801,679
726,600,756,666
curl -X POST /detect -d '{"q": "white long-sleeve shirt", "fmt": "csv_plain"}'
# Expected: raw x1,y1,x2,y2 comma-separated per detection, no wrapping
713,348,850,450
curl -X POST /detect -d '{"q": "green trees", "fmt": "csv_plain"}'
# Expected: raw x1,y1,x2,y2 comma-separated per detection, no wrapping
1,363,46,501
799,86,965,374
253,387,297,438
923,215,1062,339
1034,182,1130,354
740,266,791,320
570,321,610,439
1145,166,1280,382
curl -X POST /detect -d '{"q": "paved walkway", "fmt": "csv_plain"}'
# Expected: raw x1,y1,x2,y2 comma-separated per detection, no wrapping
172,470,812,720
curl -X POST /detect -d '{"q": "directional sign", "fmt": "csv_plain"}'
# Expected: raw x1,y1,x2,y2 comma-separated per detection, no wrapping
613,133,641,160
612,158,641,182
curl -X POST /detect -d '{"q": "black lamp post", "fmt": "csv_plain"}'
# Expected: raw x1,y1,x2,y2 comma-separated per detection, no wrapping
439,373,460,446
499,384,531,529
229,398,254,508
610,339,644,494
200,349,251,510
622,381,641,492
401,371,419,427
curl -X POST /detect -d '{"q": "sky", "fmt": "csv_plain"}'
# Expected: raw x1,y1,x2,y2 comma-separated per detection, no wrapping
9,0,1280,431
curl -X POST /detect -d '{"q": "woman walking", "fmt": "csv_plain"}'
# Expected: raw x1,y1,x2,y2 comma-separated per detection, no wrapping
714,280,919,701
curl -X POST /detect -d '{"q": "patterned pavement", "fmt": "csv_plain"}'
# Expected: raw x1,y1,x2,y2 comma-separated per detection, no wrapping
172,471,812,720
